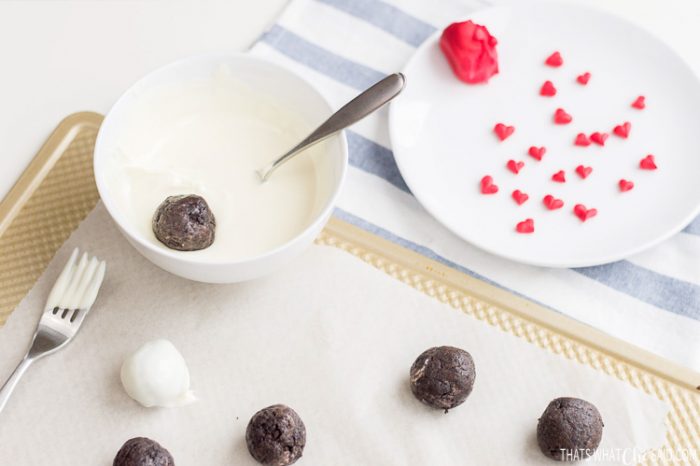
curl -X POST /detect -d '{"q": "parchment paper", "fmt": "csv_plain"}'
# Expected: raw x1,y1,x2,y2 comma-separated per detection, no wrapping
0,204,668,465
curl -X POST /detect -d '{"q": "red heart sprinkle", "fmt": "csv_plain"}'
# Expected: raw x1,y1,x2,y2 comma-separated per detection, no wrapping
619,179,634,192
640,154,657,170
480,175,499,194
516,218,535,234
574,204,597,222
552,170,566,183
590,132,608,146
494,123,515,141
554,108,573,124
543,195,564,210
613,121,631,138
540,80,557,97
632,95,646,109
576,72,591,85
545,51,563,67
512,189,529,205
506,159,524,174
574,133,591,146
575,165,592,179
528,146,546,161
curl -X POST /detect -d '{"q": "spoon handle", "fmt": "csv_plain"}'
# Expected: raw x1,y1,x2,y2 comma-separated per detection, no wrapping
259,73,406,181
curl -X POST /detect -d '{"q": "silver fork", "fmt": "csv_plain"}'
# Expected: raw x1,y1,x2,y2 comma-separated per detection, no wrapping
0,248,106,413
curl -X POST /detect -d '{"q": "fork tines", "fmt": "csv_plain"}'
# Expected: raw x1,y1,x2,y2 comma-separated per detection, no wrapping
45,248,106,316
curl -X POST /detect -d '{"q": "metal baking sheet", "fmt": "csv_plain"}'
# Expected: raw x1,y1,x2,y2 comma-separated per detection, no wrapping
1,112,698,464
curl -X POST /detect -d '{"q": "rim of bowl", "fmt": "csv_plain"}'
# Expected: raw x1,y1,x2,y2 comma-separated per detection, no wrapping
94,52,348,266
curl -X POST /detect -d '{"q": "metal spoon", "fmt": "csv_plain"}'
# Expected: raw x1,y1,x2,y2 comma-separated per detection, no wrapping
257,73,406,182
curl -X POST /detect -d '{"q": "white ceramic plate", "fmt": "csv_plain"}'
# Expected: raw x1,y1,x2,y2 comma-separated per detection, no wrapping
389,2,700,267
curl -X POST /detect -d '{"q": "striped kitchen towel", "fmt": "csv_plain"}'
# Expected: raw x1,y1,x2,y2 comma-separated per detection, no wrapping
250,0,700,371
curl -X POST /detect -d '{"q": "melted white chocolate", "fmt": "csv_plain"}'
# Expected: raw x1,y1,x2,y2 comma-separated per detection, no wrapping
103,71,325,260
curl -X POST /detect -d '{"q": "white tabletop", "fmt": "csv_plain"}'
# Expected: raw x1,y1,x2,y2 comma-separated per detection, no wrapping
0,0,698,200
0,0,287,199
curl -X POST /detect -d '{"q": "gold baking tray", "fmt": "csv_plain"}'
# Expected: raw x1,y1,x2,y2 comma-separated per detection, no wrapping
1,112,698,465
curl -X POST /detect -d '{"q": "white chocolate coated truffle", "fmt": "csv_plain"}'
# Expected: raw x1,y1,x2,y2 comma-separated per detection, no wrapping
120,339,195,408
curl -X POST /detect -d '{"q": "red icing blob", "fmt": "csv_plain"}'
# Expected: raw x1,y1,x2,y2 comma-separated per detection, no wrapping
440,21,499,84
551,170,566,183
494,123,515,141
576,72,591,85
574,133,591,147
575,165,592,179
613,122,631,138
545,51,563,67
619,179,634,192
543,195,564,210
516,218,535,234
512,189,529,205
554,108,573,124
480,175,499,194
540,80,557,97
632,95,646,109
528,146,546,161
640,154,657,170
590,132,609,146
506,159,524,174
574,204,597,222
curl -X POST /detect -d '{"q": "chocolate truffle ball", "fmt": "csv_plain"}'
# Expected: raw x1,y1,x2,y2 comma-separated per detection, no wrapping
245,404,306,466
113,437,174,466
537,397,604,461
409,345,476,411
152,194,216,251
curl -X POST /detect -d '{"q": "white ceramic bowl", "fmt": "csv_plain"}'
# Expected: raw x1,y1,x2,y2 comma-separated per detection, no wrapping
94,53,347,283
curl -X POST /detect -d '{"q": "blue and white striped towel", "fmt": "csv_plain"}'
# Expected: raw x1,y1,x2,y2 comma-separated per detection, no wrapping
250,0,700,371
